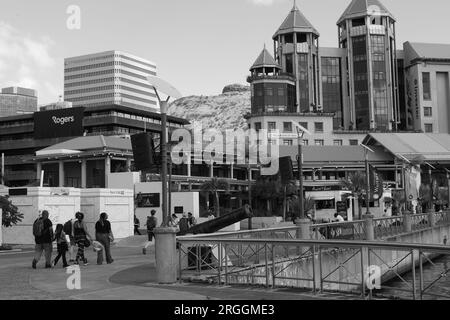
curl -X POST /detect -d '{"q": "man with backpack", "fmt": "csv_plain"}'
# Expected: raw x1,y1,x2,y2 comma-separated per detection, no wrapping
32,210,54,269
145,210,157,242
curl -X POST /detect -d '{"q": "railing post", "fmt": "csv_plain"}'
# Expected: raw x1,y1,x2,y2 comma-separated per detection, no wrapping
428,212,436,228
363,214,375,241
224,244,229,286
218,242,222,285
411,249,417,300
295,218,312,255
403,214,412,233
265,244,269,288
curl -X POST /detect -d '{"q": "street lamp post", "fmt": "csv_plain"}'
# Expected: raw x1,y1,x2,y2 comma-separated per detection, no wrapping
147,76,182,284
361,144,375,218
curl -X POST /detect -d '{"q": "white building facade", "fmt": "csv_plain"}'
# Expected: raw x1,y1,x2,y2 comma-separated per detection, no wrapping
64,50,158,112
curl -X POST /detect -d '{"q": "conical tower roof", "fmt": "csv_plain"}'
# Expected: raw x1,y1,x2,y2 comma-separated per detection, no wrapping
337,0,395,25
272,4,319,40
250,46,280,71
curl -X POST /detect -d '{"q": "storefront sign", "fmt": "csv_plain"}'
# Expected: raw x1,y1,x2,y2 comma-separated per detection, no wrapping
136,193,160,208
34,107,85,139
304,185,342,192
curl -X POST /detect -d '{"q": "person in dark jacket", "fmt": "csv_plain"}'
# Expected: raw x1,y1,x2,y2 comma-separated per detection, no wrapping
95,212,114,265
178,213,190,234
145,210,157,241
32,210,53,269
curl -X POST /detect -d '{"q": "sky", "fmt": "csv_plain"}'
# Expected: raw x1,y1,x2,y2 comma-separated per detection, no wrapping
1,0,450,104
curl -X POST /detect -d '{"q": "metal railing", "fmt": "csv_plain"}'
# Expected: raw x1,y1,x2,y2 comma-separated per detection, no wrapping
177,237,450,300
186,212,450,242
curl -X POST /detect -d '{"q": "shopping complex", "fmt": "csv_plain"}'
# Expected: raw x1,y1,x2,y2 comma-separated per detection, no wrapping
3,0,450,244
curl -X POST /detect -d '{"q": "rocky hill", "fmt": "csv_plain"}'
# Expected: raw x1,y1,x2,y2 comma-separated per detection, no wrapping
168,84,251,131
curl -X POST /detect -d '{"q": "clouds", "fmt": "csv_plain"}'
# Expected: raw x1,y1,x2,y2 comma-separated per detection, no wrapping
0,21,60,104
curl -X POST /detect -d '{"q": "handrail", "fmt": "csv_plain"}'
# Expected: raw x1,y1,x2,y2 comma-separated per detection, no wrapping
177,237,450,254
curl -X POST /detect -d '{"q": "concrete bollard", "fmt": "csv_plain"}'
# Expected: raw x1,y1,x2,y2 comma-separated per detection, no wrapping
295,218,312,240
428,212,436,227
362,214,374,241
153,226,179,284
403,214,412,233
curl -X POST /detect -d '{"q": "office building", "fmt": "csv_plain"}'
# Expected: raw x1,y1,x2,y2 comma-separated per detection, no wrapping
64,51,158,112
247,0,450,144
0,87,38,117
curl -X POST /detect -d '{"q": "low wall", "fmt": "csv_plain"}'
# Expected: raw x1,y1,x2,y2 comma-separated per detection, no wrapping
80,189,134,240
0,188,81,245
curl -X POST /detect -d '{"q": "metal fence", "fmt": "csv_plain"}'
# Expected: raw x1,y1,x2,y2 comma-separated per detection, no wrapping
177,237,450,300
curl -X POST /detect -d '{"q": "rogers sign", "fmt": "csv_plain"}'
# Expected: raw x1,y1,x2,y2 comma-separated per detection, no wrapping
34,107,85,139
52,116,75,125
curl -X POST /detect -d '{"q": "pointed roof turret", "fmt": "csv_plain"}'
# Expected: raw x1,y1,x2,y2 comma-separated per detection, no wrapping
250,46,281,71
337,0,395,25
272,3,319,40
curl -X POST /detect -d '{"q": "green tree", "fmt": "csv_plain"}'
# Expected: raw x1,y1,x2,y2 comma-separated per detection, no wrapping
201,178,230,217
1,195,23,228
341,172,367,220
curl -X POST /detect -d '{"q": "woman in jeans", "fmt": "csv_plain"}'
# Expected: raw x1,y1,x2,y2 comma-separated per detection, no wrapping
95,212,114,265
72,212,93,266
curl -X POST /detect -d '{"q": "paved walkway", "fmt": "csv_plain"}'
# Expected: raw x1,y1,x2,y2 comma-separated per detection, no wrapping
2,235,364,300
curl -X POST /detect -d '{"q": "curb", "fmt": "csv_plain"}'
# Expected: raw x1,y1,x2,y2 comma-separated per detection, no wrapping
0,249,23,254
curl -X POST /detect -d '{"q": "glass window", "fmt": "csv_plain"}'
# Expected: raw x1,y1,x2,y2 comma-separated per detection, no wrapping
314,122,324,133
283,122,293,132
303,140,309,146
299,122,308,130
316,199,336,210
333,140,343,146
349,140,359,146
424,107,433,117
315,140,324,146
283,140,293,146
254,122,262,131
423,73,431,101
268,122,277,131
425,124,433,133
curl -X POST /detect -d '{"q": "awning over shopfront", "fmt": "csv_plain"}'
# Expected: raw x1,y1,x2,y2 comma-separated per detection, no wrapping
363,133,450,164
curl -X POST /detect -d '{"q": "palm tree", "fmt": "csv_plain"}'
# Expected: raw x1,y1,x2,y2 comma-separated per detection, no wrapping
341,172,367,220
200,178,230,217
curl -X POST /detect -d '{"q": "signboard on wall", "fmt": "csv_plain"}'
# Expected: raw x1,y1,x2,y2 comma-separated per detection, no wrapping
136,193,160,208
304,185,342,192
34,107,85,139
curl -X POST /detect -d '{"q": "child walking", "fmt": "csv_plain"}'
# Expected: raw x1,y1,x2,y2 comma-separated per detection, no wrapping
53,224,69,268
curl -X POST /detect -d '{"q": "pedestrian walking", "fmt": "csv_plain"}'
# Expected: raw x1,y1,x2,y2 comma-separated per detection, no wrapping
52,224,69,268
145,210,157,242
134,215,141,235
73,212,93,266
169,214,179,227
63,216,77,263
32,210,53,269
187,212,197,228
178,213,190,235
95,212,114,265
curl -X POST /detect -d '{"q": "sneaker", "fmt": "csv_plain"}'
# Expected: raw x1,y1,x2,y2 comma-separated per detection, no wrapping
107,259,114,264
83,259,88,266
32,260,37,269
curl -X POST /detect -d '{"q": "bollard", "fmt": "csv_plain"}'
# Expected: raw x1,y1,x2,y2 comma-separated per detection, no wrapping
295,218,312,240
428,212,436,228
362,214,374,241
403,214,412,233
154,226,179,284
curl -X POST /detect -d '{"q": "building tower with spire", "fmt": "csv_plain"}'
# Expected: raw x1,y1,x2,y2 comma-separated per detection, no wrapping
337,0,399,131
273,2,320,113
248,46,296,114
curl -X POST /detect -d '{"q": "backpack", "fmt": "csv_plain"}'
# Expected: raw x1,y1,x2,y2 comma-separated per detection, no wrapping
63,220,72,235
33,218,45,237
147,217,157,230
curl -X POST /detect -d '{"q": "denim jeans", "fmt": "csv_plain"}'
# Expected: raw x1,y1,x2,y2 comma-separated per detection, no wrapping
34,243,53,266
96,233,113,264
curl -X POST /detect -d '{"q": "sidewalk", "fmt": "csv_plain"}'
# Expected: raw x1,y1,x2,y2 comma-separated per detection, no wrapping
25,235,361,300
